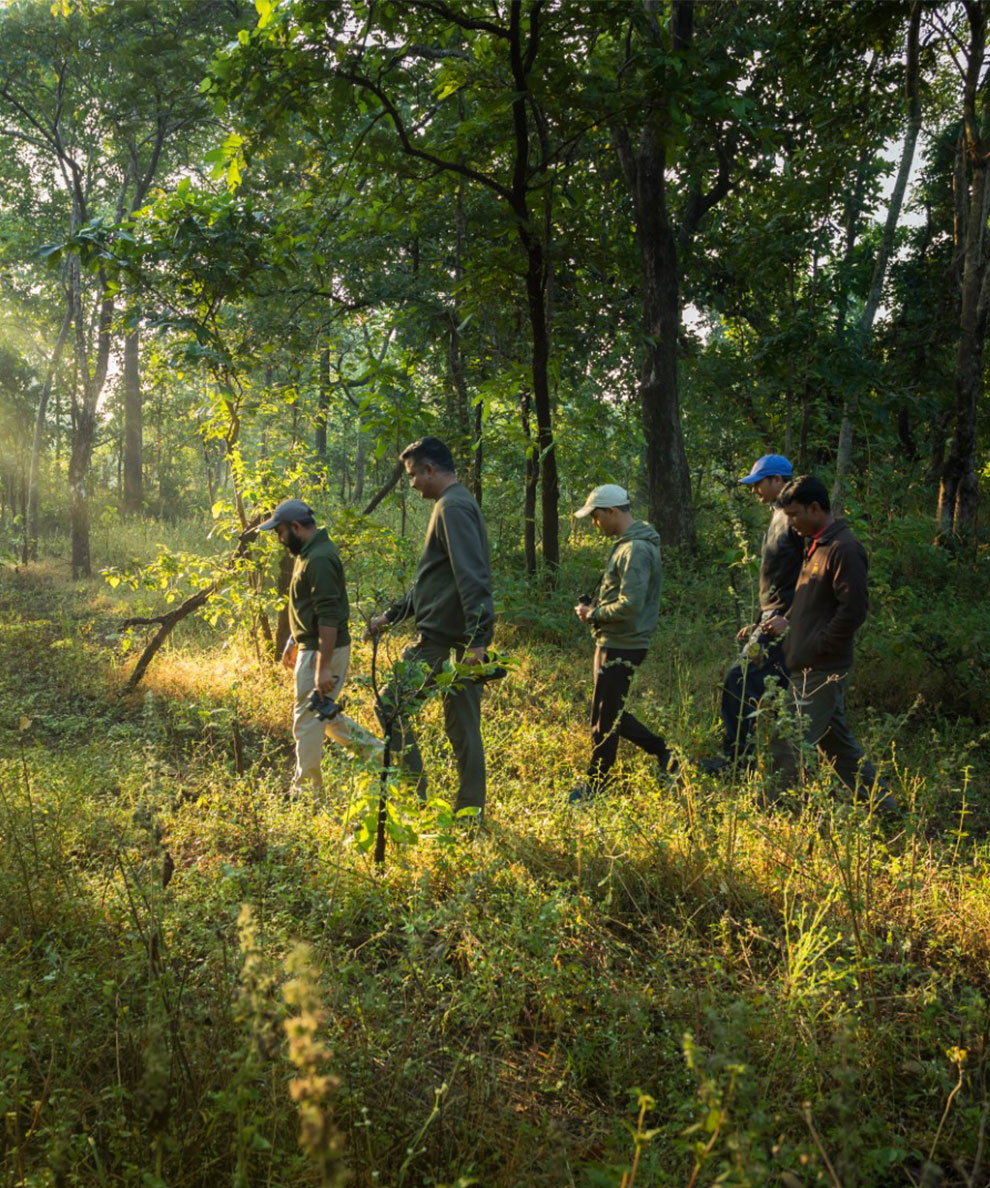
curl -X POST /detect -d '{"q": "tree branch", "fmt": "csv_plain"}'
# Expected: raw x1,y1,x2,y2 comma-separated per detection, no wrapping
121,519,262,691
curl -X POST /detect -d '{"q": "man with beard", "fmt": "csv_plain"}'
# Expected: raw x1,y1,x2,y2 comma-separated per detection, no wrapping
261,498,380,795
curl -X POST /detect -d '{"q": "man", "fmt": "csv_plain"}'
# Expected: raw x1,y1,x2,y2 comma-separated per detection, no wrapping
569,484,674,803
710,454,804,768
260,498,381,795
367,437,494,816
762,476,896,809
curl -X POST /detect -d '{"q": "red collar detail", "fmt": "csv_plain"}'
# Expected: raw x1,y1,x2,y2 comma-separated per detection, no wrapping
806,526,827,559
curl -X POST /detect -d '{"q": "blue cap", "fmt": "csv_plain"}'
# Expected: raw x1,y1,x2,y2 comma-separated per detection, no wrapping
258,498,316,530
739,454,793,485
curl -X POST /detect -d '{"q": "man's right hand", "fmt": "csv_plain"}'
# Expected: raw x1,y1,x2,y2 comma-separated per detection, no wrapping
762,615,789,639
365,614,390,641
735,625,753,644
281,638,298,670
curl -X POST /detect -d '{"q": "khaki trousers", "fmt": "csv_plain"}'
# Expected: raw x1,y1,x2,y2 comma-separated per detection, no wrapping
292,646,383,793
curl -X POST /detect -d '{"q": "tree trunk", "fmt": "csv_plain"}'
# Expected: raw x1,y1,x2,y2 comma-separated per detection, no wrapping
446,311,473,480
520,388,538,578
316,344,330,462
473,397,484,505
521,239,560,569
446,182,475,484
628,121,696,548
508,0,559,572
122,326,143,513
833,2,922,508
353,420,366,503
937,2,989,542
24,302,72,563
273,547,295,660
69,405,95,578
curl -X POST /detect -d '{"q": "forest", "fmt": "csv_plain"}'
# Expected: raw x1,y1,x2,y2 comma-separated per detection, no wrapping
1,0,990,1185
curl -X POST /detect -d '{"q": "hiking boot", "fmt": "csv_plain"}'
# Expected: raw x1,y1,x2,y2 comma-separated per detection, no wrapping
568,782,596,805
657,754,679,786
698,756,728,775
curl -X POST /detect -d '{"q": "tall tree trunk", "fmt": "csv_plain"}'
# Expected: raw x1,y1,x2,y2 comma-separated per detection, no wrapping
68,257,115,578
612,0,729,549
446,182,475,484
122,326,143,513
937,1,990,542
639,207,696,548
473,397,484,506
273,547,295,661
24,302,72,563
622,117,696,549
446,311,473,476
508,0,559,571
520,388,538,578
834,3,922,507
316,345,330,462
353,420,365,503
69,405,95,578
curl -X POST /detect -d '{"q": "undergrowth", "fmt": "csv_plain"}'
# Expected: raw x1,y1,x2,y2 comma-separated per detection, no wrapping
1,525,989,1188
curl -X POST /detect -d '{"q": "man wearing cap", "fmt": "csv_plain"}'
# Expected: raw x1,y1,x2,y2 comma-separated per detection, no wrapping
709,454,804,769
260,498,380,794
366,437,494,817
570,484,674,802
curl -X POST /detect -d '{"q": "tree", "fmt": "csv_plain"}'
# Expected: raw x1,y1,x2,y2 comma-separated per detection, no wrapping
937,0,990,541
214,0,574,569
0,0,241,573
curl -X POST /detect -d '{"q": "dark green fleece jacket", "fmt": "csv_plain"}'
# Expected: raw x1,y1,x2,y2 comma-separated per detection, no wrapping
589,520,662,650
387,482,494,648
288,528,351,650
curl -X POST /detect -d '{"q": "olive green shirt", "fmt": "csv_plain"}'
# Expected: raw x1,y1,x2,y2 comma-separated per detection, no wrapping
288,527,351,650
387,482,494,648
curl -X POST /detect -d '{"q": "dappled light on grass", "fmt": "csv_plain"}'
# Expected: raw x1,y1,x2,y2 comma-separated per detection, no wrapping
1,556,990,1185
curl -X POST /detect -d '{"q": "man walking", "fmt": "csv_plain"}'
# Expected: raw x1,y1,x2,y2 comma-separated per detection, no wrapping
569,484,675,803
710,454,803,768
367,437,494,817
261,498,381,795
762,476,896,809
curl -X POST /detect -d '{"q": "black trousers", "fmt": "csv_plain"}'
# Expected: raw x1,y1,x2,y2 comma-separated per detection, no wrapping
589,646,669,787
721,636,788,759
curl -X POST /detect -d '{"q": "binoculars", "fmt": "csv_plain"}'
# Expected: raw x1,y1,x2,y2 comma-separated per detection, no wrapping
472,654,508,684
307,689,342,721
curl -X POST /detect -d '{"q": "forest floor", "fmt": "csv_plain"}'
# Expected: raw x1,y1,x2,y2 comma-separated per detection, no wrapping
1,530,990,1188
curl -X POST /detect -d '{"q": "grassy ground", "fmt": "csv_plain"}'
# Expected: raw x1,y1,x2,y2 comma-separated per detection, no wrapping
1,522,989,1188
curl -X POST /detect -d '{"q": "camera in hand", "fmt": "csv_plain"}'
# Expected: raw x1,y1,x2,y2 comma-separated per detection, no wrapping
472,652,508,684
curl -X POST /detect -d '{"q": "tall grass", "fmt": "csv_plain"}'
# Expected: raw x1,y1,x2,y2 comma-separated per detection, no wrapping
0,526,988,1187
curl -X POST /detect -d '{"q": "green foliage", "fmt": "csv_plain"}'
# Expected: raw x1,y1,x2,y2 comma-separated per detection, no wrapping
2,515,990,1185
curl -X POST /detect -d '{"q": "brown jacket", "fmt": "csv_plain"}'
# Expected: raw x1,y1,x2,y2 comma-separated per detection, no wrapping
784,518,868,673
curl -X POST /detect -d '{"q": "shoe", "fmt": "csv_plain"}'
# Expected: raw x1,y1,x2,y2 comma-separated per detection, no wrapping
698,756,728,775
657,754,679,784
568,782,596,805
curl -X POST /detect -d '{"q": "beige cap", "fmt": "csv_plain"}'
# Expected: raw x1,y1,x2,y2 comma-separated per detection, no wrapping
575,484,630,518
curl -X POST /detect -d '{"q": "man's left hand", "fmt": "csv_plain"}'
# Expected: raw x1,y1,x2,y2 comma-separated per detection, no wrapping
315,667,339,695
575,603,593,623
